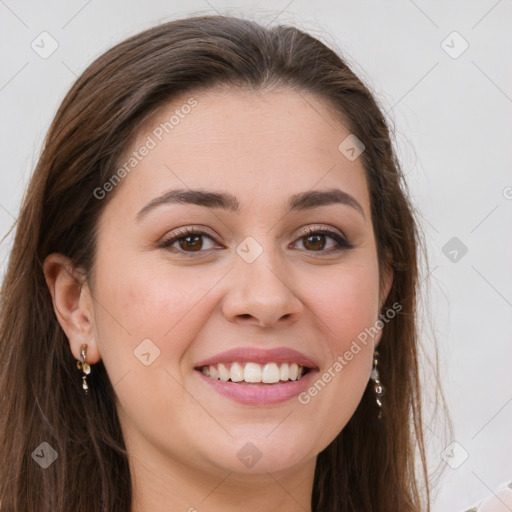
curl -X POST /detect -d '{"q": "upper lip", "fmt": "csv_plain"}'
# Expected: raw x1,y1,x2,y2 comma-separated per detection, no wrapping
194,347,319,370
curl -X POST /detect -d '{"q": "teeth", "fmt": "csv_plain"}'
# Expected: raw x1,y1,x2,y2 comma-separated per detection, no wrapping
200,362,307,383
244,362,262,383
230,362,244,382
279,363,290,381
289,362,299,380
218,363,229,382
261,363,280,383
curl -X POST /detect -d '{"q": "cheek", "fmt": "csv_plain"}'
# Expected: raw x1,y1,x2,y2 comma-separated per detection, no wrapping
90,256,219,425
291,258,380,443
302,260,381,349
91,254,220,365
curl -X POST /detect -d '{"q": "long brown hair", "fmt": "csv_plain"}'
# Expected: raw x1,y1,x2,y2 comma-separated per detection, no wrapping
0,15,434,511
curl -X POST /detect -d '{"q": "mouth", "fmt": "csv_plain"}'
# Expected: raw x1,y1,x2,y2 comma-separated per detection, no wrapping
196,361,312,385
193,347,318,405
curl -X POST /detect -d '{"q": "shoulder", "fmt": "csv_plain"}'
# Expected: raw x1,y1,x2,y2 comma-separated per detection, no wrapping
461,481,512,512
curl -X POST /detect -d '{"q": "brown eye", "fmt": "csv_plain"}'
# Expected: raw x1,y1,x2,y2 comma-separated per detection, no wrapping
292,228,353,253
159,228,221,254
179,235,203,251
302,234,326,251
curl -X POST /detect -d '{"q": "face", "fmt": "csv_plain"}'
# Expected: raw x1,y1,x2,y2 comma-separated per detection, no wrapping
84,88,390,477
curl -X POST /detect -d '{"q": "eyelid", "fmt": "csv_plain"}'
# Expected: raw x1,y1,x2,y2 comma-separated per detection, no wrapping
158,223,353,254
292,224,354,252
295,224,347,239
158,225,222,248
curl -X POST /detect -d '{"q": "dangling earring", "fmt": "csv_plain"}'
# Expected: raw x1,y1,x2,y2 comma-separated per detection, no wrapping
370,350,384,419
76,343,91,395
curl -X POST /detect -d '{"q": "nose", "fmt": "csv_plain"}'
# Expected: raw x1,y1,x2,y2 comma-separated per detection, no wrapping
221,249,304,328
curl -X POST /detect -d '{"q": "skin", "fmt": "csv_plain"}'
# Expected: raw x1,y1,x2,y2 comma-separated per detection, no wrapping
44,88,392,512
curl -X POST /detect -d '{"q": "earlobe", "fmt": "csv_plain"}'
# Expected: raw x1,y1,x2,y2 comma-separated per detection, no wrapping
43,253,101,363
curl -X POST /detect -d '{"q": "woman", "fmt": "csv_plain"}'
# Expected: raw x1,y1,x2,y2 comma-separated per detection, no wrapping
0,15,434,511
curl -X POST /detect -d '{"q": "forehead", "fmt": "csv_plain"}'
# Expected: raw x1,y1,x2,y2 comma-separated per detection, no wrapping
107,87,370,216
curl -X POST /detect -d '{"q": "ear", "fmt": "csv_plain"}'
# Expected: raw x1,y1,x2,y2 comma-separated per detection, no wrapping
374,261,394,348
43,253,101,363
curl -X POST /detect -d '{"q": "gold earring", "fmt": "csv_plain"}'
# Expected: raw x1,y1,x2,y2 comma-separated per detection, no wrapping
76,343,91,394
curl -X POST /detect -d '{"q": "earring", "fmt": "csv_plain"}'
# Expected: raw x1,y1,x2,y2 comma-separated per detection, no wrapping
76,343,91,395
370,350,384,419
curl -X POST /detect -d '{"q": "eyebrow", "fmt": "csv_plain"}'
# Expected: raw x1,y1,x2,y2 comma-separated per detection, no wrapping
135,187,365,220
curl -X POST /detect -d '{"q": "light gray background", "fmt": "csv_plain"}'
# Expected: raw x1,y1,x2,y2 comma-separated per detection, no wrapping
1,1,511,510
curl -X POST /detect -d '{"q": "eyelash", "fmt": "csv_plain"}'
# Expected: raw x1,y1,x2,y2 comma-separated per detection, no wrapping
158,225,353,255
296,227,353,252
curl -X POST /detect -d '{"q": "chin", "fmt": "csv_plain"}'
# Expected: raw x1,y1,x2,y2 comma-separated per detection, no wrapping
196,429,318,475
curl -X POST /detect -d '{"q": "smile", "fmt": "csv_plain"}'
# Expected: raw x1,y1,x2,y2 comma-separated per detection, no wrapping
199,361,309,384
194,347,319,405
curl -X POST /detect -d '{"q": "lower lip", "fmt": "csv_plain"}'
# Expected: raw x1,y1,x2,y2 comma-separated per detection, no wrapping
195,369,318,405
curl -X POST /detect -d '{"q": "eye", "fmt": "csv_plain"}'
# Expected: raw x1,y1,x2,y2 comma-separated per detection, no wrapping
159,227,222,253
159,225,352,255
292,227,353,253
